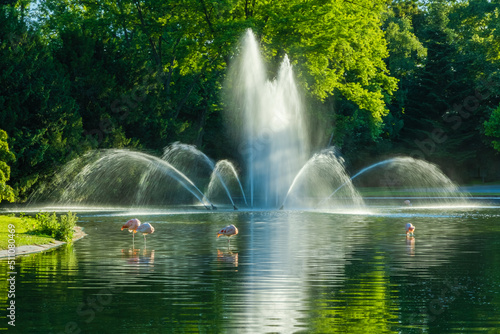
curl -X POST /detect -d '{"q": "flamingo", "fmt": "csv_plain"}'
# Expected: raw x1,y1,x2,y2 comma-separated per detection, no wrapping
406,222,415,236
121,218,141,242
136,223,155,248
217,224,238,247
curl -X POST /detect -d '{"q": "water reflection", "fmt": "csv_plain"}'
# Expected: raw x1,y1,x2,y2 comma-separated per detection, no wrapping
1,209,500,333
121,248,155,267
216,249,238,267
406,236,415,256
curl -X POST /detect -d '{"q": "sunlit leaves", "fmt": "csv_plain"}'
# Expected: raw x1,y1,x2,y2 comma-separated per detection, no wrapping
484,105,500,151
0,130,15,203
257,0,398,121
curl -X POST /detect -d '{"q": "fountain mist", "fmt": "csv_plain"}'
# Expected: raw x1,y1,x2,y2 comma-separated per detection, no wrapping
225,29,309,208
162,142,236,207
30,149,212,207
206,160,248,206
323,157,470,206
282,148,364,209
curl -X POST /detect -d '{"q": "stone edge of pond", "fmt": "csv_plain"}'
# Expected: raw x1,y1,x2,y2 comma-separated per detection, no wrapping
0,226,87,258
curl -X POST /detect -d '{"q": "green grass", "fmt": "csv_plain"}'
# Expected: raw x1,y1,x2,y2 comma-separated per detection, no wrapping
0,212,78,250
0,215,55,250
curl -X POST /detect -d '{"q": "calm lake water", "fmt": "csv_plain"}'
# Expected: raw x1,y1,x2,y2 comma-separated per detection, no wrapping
2,207,500,333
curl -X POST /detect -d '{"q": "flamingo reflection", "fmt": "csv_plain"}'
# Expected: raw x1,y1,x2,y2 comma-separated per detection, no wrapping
217,249,238,267
121,248,155,266
406,236,415,256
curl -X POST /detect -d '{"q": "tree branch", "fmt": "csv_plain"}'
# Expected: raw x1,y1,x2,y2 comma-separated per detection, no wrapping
135,1,162,67
198,0,214,34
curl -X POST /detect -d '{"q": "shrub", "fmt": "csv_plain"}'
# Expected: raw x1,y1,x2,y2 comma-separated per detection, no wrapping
33,211,78,242
58,212,77,242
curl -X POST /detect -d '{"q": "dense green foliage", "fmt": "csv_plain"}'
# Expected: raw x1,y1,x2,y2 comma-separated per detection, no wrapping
0,0,499,201
0,129,15,202
33,211,77,243
485,105,500,151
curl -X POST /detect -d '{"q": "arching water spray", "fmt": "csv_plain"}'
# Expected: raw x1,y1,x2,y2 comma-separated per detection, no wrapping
162,142,237,207
318,157,469,206
30,149,213,208
281,148,364,209
206,160,248,206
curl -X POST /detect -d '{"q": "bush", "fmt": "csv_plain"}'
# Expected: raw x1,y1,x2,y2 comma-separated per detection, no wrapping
59,212,77,242
33,211,78,242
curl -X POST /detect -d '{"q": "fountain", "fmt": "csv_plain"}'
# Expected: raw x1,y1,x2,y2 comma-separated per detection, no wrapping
162,142,238,209
29,30,469,210
224,29,309,208
205,160,248,208
317,156,470,207
281,148,364,209
30,149,213,208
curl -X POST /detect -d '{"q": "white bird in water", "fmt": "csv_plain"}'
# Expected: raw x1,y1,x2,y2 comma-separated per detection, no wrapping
217,224,238,247
404,200,412,206
406,223,415,236
136,222,155,247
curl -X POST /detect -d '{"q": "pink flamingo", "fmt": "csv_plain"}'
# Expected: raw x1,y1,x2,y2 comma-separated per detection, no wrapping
121,219,141,242
136,223,155,247
217,224,238,247
406,223,415,236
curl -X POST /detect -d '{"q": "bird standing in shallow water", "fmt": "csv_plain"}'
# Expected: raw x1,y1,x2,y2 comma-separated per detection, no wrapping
136,223,155,248
122,219,141,242
406,223,415,236
217,224,238,247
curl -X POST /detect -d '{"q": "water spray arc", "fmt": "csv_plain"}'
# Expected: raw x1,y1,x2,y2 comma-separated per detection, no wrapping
162,142,239,209
317,157,468,207
206,160,248,208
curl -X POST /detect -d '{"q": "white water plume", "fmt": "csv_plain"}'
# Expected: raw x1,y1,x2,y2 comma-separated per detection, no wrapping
225,29,309,207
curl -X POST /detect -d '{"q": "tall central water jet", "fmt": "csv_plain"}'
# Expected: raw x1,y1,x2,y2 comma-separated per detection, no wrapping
225,30,309,207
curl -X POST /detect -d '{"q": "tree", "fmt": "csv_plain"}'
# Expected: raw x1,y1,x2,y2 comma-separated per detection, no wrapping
257,0,398,123
0,3,85,199
395,1,500,173
484,105,500,151
0,129,15,203
37,0,399,145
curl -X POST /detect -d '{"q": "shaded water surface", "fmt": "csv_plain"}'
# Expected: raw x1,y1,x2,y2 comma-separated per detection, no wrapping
2,208,500,333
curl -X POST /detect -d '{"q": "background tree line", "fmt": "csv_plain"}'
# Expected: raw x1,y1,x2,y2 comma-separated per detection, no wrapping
1,0,499,203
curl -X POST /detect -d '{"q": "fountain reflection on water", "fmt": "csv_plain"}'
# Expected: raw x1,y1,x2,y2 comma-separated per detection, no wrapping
29,30,469,210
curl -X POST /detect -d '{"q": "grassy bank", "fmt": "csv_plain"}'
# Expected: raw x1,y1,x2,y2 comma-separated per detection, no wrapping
0,212,78,250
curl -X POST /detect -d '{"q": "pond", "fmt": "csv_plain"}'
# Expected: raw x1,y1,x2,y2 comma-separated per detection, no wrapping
2,207,500,333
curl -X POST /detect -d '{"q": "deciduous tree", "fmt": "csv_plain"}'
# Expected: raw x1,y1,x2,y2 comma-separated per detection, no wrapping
0,129,15,203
